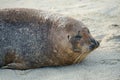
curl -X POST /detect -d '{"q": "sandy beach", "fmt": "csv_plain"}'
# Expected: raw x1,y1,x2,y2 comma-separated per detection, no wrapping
0,0,120,80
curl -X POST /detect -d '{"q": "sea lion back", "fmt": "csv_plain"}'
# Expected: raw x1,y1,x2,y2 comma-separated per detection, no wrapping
0,8,54,68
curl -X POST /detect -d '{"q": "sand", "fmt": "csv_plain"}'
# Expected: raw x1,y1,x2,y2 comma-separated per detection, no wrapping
0,0,120,80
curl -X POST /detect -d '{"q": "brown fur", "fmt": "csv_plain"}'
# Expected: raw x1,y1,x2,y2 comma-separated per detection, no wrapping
0,8,99,69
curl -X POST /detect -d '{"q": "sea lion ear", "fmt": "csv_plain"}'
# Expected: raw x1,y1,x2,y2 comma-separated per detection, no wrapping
67,35,70,40
67,35,72,40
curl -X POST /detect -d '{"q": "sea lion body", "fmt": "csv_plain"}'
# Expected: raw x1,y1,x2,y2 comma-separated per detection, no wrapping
0,8,99,69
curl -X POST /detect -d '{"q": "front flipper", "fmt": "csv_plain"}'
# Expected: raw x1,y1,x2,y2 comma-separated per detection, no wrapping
1,63,28,70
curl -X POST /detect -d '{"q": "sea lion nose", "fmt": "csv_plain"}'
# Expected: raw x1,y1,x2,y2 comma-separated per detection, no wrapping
89,39,100,50
96,41,100,47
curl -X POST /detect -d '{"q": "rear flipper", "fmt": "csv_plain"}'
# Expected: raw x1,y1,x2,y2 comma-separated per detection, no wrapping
1,63,29,70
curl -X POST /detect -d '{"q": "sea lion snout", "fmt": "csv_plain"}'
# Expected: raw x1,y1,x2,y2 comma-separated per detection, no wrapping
89,39,100,50
69,27,100,53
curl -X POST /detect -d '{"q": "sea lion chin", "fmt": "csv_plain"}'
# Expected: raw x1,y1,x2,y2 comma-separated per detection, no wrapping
0,8,99,69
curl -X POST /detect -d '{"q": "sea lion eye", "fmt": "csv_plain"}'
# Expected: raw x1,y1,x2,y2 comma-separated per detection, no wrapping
75,31,82,39
75,35,82,39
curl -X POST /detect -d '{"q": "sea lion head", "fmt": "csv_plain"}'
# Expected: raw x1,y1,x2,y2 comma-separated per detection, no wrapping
60,20,100,56
52,18,100,63
68,27,99,54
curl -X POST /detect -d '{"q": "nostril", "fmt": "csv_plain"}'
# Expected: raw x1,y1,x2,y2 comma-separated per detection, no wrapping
96,41,100,47
90,39,100,48
90,39,100,49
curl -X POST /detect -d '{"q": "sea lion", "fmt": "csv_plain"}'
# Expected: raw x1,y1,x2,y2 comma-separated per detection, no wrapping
0,8,99,69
